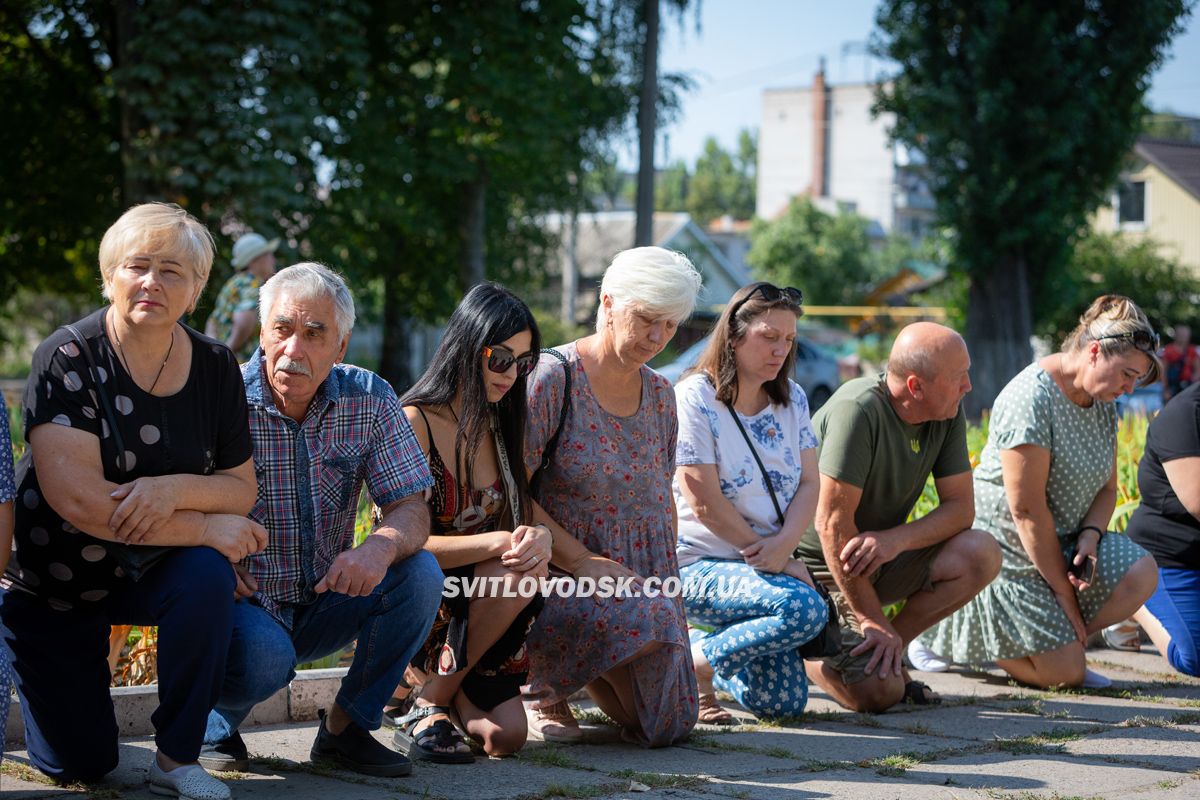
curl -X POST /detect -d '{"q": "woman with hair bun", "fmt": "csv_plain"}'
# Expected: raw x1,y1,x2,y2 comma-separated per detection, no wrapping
919,295,1161,689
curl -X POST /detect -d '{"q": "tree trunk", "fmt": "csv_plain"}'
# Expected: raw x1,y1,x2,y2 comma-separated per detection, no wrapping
378,265,413,394
460,168,488,289
562,209,579,326
963,256,1034,418
113,0,149,205
634,0,659,247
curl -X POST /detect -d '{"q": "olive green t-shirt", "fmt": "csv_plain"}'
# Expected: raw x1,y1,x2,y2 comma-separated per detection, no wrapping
796,375,971,568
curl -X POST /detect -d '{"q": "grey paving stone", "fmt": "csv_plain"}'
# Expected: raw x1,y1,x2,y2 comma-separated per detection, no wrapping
1020,692,1197,724
699,723,973,767
895,750,1172,795
704,770,994,800
868,702,1107,741
0,770,74,800
573,740,797,779
1061,722,1200,772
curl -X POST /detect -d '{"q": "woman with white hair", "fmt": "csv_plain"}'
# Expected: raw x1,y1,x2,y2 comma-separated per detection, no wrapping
521,247,702,747
919,295,1160,689
0,203,266,799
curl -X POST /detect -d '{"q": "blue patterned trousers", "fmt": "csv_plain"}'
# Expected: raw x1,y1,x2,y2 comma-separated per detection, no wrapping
681,558,826,718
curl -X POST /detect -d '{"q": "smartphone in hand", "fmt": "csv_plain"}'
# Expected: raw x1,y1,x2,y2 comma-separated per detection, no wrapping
1069,552,1097,585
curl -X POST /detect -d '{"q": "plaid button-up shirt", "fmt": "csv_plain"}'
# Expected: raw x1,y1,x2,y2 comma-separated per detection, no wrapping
241,350,432,628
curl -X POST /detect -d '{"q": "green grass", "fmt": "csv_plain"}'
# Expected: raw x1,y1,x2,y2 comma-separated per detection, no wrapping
607,770,707,789
520,746,586,770
863,752,922,776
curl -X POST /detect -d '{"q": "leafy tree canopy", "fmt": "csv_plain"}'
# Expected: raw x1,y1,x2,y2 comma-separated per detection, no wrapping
746,197,885,306
872,0,1189,413
1037,231,1200,346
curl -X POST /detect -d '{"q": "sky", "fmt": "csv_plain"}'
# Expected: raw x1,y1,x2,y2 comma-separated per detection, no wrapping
641,0,1200,168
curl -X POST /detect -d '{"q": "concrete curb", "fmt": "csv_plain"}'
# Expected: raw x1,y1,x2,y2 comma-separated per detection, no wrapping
4,667,347,746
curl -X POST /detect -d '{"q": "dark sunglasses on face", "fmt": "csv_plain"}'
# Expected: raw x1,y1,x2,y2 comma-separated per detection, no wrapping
483,344,538,376
730,283,804,317
1095,329,1160,354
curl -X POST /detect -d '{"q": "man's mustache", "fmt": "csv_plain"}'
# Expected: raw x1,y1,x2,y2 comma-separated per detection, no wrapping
276,357,312,377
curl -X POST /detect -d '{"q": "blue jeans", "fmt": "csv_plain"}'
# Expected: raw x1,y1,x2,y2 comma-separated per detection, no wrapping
1,547,235,781
205,550,442,742
681,559,826,718
1144,565,1200,677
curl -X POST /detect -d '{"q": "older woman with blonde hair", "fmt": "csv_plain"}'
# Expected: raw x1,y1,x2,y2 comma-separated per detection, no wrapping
919,295,1160,689
0,203,265,799
522,247,702,747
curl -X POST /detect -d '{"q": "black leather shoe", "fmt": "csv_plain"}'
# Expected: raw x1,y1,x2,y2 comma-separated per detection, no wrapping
198,730,250,772
310,709,413,777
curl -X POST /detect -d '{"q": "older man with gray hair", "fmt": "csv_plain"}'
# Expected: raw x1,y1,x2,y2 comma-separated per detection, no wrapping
794,322,1001,712
200,263,442,777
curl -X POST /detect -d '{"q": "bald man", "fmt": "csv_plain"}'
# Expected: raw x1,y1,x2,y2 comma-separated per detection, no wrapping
795,322,1001,712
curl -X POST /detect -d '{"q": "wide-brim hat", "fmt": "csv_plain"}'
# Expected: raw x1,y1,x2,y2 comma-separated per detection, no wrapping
232,232,280,269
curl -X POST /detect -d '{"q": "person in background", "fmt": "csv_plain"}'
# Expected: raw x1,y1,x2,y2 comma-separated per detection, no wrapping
0,393,15,765
1123,380,1200,677
386,283,547,762
920,295,1160,689
795,322,1001,712
205,231,279,362
673,282,827,723
0,203,264,799
522,247,702,746
1160,323,1200,404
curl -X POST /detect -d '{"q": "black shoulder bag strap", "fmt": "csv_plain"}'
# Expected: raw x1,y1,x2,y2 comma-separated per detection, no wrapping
724,400,841,657
530,348,571,495
722,401,784,527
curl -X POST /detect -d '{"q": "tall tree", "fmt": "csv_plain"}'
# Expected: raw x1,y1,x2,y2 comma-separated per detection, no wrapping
0,0,365,314
317,0,629,389
873,0,1189,414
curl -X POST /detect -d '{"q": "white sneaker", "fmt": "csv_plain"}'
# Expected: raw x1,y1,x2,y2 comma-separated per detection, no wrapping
1081,667,1113,689
907,639,951,672
149,762,232,800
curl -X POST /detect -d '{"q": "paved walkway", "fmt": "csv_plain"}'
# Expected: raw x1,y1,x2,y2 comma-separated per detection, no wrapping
3,648,1199,799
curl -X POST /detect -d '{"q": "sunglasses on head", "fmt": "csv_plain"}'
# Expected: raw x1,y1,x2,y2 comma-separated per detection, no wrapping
730,283,804,317
483,344,538,377
1095,329,1160,354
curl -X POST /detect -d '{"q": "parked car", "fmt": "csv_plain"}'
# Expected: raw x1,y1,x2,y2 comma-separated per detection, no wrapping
656,335,841,410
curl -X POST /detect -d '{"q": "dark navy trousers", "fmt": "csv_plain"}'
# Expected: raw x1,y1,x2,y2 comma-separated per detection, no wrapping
0,547,235,781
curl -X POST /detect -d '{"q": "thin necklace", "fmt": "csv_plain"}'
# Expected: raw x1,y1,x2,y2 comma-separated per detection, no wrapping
110,317,176,395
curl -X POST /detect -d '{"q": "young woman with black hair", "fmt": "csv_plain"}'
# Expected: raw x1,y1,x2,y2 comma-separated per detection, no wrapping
386,282,550,762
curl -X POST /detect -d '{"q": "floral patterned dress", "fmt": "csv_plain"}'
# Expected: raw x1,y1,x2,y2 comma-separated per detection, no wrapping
523,342,698,746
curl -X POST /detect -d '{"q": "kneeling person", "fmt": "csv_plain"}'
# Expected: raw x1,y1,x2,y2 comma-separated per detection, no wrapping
796,323,1001,712
201,263,443,777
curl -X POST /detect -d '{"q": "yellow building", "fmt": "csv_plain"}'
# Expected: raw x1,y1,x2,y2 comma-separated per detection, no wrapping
1094,138,1200,271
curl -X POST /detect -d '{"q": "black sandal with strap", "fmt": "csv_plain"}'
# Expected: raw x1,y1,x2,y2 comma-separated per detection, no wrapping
381,693,414,729
392,704,475,764
902,679,942,706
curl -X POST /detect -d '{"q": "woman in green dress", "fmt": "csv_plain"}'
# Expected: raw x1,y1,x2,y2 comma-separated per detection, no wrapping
920,295,1160,688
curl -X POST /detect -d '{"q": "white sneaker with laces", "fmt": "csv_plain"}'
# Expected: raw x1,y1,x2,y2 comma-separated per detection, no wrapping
149,761,232,800
907,639,951,672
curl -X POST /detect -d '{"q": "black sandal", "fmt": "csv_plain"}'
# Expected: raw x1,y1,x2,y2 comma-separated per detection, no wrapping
392,704,475,764
902,679,942,706
381,693,414,729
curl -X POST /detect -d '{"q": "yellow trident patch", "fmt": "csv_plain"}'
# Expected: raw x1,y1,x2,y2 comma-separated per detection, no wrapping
910,438,921,454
